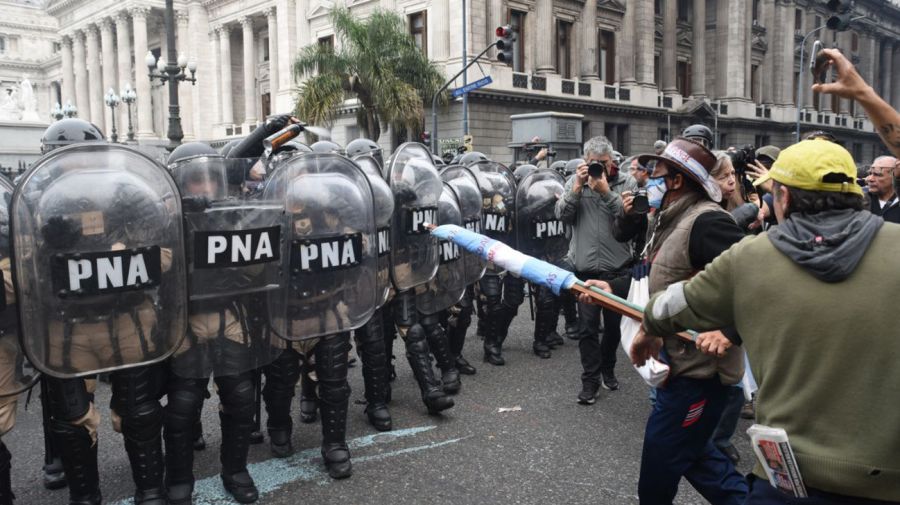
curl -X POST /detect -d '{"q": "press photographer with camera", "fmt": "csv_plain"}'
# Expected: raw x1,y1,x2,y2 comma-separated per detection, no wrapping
555,136,637,404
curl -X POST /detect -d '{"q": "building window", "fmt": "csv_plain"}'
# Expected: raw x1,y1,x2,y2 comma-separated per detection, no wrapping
52,41,61,54
263,37,270,62
794,9,803,33
752,0,760,24
605,123,629,153
794,71,799,106
852,143,863,162
755,134,770,147
655,0,662,16
599,30,615,83
676,61,691,97
510,10,526,73
654,55,660,88
318,35,334,50
851,33,859,52
719,133,728,150
677,0,691,22
0,36,6,55
556,20,573,79
751,64,760,104
814,16,822,29
409,11,427,54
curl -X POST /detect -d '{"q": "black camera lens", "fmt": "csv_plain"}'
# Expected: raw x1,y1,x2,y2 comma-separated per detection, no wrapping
632,188,649,214
588,162,606,178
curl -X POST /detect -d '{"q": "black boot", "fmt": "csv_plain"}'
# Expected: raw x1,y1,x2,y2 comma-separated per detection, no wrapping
356,313,392,432
42,456,66,490
533,287,556,359
122,421,167,504
545,330,565,348
298,362,319,424
423,318,461,395
0,443,13,505
561,290,580,340
164,416,197,505
316,334,353,479
482,312,505,366
51,420,101,505
219,412,259,503
406,324,454,414
263,349,301,458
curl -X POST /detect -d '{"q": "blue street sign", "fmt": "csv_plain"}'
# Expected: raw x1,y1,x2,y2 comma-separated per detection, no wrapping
451,76,493,98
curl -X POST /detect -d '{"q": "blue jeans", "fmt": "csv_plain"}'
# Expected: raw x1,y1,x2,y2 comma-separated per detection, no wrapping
744,475,900,505
638,376,748,505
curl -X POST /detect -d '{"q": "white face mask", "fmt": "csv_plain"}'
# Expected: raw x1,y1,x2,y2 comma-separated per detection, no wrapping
646,176,668,209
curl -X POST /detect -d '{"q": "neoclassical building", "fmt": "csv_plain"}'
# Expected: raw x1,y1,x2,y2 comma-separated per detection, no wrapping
4,0,900,163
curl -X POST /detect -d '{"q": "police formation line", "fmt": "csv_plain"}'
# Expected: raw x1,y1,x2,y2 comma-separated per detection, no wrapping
0,114,573,505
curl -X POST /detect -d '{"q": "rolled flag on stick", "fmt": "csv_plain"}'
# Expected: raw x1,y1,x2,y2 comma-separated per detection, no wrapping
429,224,696,343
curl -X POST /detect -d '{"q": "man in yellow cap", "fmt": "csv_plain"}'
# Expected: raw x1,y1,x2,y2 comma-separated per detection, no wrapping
635,138,900,504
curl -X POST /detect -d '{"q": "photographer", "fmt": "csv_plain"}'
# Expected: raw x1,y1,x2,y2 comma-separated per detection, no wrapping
555,136,637,404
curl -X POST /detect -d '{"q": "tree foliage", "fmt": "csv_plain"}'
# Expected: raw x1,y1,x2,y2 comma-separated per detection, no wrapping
293,7,446,141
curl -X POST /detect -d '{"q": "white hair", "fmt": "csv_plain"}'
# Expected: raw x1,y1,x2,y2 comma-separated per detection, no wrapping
583,136,613,158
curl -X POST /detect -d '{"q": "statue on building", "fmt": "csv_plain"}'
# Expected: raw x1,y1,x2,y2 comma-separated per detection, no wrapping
20,77,40,122
0,89,21,121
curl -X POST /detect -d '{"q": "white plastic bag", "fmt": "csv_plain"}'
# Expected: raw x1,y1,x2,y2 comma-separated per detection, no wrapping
619,275,670,387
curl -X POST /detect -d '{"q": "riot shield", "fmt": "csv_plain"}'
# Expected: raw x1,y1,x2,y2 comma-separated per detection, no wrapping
263,153,377,340
0,177,38,396
516,169,569,264
353,155,394,309
12,144,187,378
468,161,516,274
384,142,441,291
416,183,467,315
440,165,487,285
169,156,285,378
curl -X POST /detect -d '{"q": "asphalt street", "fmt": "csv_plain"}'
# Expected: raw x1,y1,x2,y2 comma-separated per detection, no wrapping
6,308,757,505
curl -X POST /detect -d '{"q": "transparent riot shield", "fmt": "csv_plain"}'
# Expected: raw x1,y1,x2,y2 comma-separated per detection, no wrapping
516,169,569,264
468,160,516,274
384,142,442,291
169,156,285,378
0,177,38,396
263,153,377,340
353,155,394,309
416,183,467,315
12,144,187,378
440,165,487,285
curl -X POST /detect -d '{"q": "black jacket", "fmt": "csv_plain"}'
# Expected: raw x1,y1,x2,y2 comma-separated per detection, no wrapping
868,193,900,224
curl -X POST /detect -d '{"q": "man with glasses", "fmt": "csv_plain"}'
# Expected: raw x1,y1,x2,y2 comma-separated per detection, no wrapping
865,156,900,223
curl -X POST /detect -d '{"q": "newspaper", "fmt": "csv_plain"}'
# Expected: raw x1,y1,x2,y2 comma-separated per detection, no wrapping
747,424,808,498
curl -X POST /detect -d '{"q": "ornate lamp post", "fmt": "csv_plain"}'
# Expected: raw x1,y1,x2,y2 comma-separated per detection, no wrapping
104,88,120,143
62,101,78,118
50,102,64,121
145,0,197,151
121,83,137,142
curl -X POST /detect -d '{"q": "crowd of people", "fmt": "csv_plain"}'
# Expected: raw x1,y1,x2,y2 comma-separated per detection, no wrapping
0,45,896,505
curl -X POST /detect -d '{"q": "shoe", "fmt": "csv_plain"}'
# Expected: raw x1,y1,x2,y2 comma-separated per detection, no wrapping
740,400,755,420
441,368,462,395
42,457,67,490
347,357,357,368
268,428,293,458
365,404,392,432
577,383,600,405
565,322,580,340
532,342,551,359
545,331,564,348
483,344,505,366
719,445,741,465
221,471,259,503
455,356,476,375
322,443,352,479
601,371,619,391
166,482,193,505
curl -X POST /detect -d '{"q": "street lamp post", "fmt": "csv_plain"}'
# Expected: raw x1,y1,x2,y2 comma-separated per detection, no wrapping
51,102,64,121
121,83,137,142
62,101,78,118
104,88,120,143
146,0,197,151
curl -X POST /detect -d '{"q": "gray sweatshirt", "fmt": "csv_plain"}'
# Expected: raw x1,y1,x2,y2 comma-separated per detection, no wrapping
555,173,637,273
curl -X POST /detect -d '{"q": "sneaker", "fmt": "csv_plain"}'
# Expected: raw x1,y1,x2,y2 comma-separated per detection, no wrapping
577,383,600,405
601,371,619,391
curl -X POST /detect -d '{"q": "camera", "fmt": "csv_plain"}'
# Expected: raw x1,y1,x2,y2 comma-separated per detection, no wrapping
632,188,649,215
588,161,607,179
729,144,757,175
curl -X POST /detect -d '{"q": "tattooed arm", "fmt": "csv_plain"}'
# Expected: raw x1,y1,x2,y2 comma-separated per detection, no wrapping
812,48,900,158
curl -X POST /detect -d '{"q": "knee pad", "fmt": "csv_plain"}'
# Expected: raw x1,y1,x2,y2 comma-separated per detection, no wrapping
164,380,206,430
314,333,351,377
502,276,526,309
391,292,418,328
404,324,428,354
216,374,256,421
119,400,163,442
110,364,165,415
263,349,301,397
46,377,93,422
355,311,385,347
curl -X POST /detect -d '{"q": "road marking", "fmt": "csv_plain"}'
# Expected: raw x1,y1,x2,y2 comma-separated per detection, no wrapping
107,425,464,505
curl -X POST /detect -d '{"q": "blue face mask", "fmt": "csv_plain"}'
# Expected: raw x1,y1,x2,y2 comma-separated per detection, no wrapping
646,176,668,209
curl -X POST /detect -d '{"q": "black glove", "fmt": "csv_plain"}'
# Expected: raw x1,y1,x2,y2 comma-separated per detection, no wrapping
42,216,81,249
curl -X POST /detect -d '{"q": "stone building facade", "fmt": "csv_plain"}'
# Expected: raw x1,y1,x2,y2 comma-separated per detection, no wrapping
5,0,900,163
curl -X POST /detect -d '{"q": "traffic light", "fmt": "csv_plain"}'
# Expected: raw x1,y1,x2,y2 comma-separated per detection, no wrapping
826,0,854,31
496,25,517,65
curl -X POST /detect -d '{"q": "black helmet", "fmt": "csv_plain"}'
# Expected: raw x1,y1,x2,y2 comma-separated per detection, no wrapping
564,158,584,177
459,152,488,167
311,140,344,154
346,138,382,167
549,160,567,174
682,124,713,149
40,118,105,154
513,164,537,183
220,139,241,157
167,142,219,166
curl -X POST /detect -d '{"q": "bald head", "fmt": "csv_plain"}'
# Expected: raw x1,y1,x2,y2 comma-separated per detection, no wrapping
867,156,897,200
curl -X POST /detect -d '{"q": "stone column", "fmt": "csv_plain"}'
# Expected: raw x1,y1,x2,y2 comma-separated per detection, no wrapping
661,0,677,94
432,0,450,62
759,0,775,104
275,0,297,100
131,7,153,137
241,16,257,125
691,0,706,98
857,31,876,117
882,39,894,108
744,0,752,99
175,10,194,139
892,43,900,111
836,31,852,114
635,0,655,86
99,18,117,134
773,0,794,106
219,25,234,125
61,36,75,107
534,0,554,74
73,31,90,121
266,7,279,101
85,25,104,130
210,27,222,124
115,12,133,134
715,0,747,100
580,0,599,80
619,0,636,85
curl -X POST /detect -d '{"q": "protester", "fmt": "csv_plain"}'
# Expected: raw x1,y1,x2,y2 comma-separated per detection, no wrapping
555,136,636,404
653,140,666,155
865,156,900,223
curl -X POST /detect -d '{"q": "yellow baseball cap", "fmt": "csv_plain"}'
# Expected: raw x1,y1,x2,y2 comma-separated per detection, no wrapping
753,138,863,196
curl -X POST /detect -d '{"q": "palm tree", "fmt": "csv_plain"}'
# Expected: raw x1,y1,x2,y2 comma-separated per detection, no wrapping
293,7,446,142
